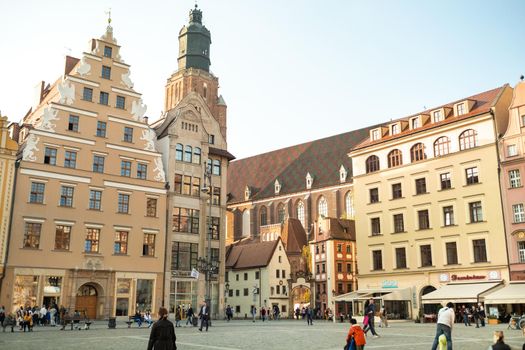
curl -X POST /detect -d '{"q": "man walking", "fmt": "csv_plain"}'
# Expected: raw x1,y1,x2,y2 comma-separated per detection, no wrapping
198,301,209,332
364,298,380,338
431,302,455,350
186,304,194,327
306,306,313,326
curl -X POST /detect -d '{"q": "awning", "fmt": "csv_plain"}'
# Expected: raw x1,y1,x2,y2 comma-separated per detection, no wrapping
334,288,411,302
421,282,502,304
484,282,525,304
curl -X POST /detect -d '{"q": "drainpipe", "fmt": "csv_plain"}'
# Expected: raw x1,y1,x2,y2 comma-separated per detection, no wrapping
162,182,170,307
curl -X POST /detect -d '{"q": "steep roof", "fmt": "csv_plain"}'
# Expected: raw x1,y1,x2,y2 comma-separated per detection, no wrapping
227,125,375,204
225,239,279,270
281,218,308,254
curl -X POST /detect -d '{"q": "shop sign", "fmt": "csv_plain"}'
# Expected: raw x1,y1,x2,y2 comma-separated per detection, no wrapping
439,273,450,282
488,271,501,280
451,274,485,281
382,280,398,289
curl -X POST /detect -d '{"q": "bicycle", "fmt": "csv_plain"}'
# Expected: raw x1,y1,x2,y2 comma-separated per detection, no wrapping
507,315,525,330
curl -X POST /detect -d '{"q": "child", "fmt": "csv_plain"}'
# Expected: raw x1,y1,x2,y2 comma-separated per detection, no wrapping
346,318,366,350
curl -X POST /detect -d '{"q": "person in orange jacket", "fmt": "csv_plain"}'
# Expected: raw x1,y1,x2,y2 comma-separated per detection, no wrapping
346,318,366,350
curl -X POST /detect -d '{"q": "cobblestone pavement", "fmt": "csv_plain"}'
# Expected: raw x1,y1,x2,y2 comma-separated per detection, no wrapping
1,319,524,350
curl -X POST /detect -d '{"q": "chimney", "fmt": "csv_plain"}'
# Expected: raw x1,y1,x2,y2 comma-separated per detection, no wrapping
33,81,45,111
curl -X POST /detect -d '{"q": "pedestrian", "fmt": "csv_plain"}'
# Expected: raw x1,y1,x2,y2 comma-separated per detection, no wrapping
478,303,486,327
379,305,389,328
147,307,177,350
186,305,194,326
49,305,57,326
306,306,313,326
198,300,209,332
0,305,5,328
295,307,300,320
346,318,366,350
225,305,232,322
430,302,455,350
251,305,257,322
462,305,471,326
363,299,379,338
134,310,143,327
144,310,153,328
489,331,511,350
175,306,181,327
261,307,266,322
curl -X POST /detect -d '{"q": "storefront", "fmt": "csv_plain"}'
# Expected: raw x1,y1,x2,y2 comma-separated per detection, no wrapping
483,282,525,316
421,281,502,306
334,287,412,319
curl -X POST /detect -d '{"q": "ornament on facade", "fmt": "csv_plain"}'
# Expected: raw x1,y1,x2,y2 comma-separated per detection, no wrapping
121,70,134,89
306,172,313,189
153,156,166,182
22,134,40,161
37,107,59,132
58,79,75,105
76,56,91,77
140,128,156,151
274,179,281,195
244,186,251,200
91,39,100,55
85,258,103,270
339,165,347,183
131,99,147,121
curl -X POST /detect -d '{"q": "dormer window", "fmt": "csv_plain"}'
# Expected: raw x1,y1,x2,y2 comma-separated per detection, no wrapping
339,165,347,183
244,186,251,200
433,110,443,123
274,179,281,195
306,173,313,190
411,117,420,129
391,124,400,135
457,103,465,116
371,129,380,141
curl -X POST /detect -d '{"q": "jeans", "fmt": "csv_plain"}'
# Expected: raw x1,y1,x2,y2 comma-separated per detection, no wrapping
364,315,378,336
463,314,470,326
431,323,452,350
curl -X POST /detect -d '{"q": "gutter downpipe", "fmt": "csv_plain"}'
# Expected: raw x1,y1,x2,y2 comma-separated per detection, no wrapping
162,182,170,308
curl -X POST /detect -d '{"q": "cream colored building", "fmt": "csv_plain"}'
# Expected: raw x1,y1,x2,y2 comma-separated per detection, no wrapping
0,24,167,319
348,85,512,319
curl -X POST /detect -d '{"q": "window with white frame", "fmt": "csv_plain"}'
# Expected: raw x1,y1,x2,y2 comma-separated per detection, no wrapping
433,110,443,122
513,203,525,223
509,169,522,188
371,129,380,141
518,241,525,263
411,117,420,129
318,197,328,217
507,144,518,157
297,201,305,227
345,192,355,219
457,103,465,116
391,124,399,135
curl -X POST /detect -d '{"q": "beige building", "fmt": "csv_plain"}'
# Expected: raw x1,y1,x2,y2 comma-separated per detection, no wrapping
0,115,18,284
0,23,167,319
348,85,512,319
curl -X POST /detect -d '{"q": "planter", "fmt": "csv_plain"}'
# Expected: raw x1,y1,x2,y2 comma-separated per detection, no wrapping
488,318,499,325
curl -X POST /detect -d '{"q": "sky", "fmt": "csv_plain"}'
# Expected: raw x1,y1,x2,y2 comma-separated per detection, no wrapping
1,0,524,160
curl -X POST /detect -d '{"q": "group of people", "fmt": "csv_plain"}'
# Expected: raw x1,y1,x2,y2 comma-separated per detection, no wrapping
459,303,486,327
0,304,69,332
132,310,154,328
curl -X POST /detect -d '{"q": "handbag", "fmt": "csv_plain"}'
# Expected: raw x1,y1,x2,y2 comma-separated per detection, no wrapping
344,338,356,350
363,315,369,326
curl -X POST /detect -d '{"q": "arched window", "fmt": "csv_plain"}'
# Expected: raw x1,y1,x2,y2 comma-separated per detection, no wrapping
318,196,328,218
193,147,201,164
175,143,183,161
345,192,355,219
242,209,251,237
459,129,477,150
184,145,192,162
365,155,380,173
434,137,450,157
277,203,286,223
260,206,267,226
388,149,403,168
297,201,305,227
410,143,426,162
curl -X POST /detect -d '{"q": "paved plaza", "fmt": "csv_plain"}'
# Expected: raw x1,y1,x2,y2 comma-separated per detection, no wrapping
1,319,524,350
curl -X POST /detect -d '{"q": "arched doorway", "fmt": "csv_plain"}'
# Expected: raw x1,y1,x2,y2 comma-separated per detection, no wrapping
291,285,311,318
76,284,98,319
420,285,438,315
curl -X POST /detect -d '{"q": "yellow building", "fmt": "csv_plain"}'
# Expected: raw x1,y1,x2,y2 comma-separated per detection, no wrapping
348,85,512,319
0,115,18,283
0,23,167,319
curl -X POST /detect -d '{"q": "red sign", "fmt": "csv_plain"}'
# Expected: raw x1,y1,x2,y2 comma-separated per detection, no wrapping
451,274,485,281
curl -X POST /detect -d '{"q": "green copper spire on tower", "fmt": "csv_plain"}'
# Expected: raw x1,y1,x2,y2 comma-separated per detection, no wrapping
177,4,211,72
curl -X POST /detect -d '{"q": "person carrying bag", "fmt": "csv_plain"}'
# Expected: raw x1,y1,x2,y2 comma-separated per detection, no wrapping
345,318,366,350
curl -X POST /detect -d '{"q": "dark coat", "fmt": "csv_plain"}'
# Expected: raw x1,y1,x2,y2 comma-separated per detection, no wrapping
147,318,177,350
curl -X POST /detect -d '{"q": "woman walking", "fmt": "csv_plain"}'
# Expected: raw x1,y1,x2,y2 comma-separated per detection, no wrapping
147,307,177,350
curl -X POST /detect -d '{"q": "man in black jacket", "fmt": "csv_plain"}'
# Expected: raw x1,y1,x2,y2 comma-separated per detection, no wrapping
198,301,209,332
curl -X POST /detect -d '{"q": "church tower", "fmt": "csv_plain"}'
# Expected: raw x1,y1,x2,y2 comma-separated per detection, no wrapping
165,5,227,140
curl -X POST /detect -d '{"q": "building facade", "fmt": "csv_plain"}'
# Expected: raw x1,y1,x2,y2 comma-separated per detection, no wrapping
348,85,513,319
152,5,232,319
0,24,167,319
0,115,18,283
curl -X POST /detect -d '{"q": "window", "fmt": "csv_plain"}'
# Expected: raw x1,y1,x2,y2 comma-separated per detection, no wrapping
411,118,420,129
297,201,305,227
102,65,111,79
434,137,450,157
60,186,74,207
99,91,109,105
282,270,286,278
372,250,383,270
89,190,102,210
465,167,479,185
137,163,147,179
415,178,427,194
418,210,429,230
114,231,128,254
391,124,399,135
175,144,183,161
457,103,465,116
244,288,249,296
193,147,201,164
143,234,156,256
469,201,483,223
321,263,326,273
473,239,487,263
64,151,77,168
443,206,454,226
208,134,215,144
121,160,131,177
345,193,355,219
388,149,403,168
518,242,525,263
44,147,57,165
446,242,458,265
278,256,282,263
93,155,105,173
369,188,379,203
82,87,93,101
346,262,352,273
23,223,41,248
172,207,200,234
96,121,107,137
184,145,192,162
433,110,443,122
171,242,198,270
276,270,280,278
68,115,79,132
182,175,191,196
54,225,71,250
85,228,100,253
260,206,267,226
118,193,130,214
507,144,518,157
212,186,220,205
392,183,402,199
337,244,342,253
146,198,157,217
440,172,451,190
365,155,380,173
371,217,381,235
459,129,477,150
509,170,522,188
336,262,343,273
393,214,404,233
513,204,525,223
346,245,351,254
116,95,126,109
123,127,133,142
104,46,112,58
371,129,380,140
188,176,199,197
318,197,328,217
410,143,426,162
212,159,221,175
174,174,182,194
420,244,432,267
277,203,286,223
395,247,407,269
29,182,45,203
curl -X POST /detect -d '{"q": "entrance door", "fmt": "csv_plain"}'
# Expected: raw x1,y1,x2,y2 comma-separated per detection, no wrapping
76,285,98,319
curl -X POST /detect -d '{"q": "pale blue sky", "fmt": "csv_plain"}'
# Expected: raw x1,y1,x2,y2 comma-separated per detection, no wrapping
1,0,524,159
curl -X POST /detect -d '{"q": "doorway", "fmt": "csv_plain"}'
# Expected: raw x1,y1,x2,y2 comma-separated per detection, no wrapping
76,284,98,319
